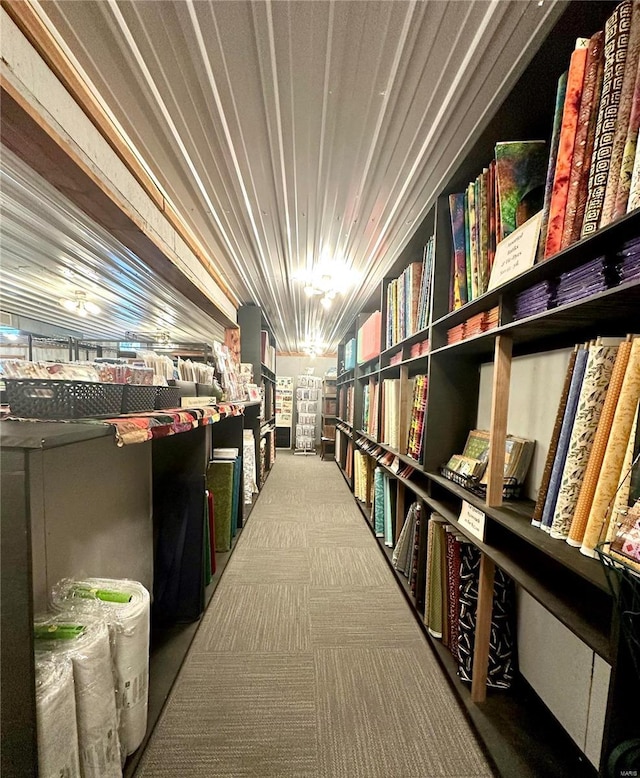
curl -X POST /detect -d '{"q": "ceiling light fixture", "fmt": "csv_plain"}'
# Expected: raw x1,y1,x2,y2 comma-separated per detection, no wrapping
59,290,101,317
300,272,343,311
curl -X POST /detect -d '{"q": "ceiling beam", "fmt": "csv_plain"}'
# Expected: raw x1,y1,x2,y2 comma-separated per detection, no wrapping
1,0,238,315
1,78,237,330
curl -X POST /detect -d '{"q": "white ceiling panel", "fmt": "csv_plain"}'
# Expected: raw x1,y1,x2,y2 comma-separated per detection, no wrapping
12,0,562,352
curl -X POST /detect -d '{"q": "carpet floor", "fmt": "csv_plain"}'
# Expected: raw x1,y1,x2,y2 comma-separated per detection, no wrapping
134,452,494,778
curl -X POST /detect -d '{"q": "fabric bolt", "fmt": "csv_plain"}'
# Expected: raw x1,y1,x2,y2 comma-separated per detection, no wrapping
409,502,423,596
568,340,632,546
105,405,241,446
153,474,206,624
445,529,462,662
533,349,579,526
615,57,640,216
538,71,568,262
457,545,516,689
392,501,418,577
35,656,81,778
34,615,121,778
550,343,618,539
425,515,446,639
629,132,640,210
563,32,606,248
581,337,640,556
582,0,634,237
605,402,640,546
544,41,589,259
50,577,151,757
206,461,234,552
540,347,589,531
373,467,384,538
243,430,258,504
495,141,547,242
602,1,640,225
449,192,468,308
383,473,394,547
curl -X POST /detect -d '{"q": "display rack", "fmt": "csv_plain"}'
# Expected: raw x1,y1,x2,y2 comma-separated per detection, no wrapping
275,376,294,448
294,374,321,455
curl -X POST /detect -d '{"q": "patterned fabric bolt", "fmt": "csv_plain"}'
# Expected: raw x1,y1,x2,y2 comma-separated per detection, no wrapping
532,349,578,526
550,343,618,539
540,347,590,531
582,0,634,236
581,337,640,556
601,1,640,226
562,32,605,248
457,544,516,689
568,340,632,546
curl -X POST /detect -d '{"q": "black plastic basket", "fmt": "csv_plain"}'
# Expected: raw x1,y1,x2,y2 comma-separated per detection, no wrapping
5,379,124,419
154,386,181,410
121,384,157,414
439,465,522,500
168,380,197,397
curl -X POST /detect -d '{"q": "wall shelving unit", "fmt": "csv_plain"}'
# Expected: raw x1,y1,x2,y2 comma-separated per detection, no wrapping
238,304,277,486
332,3,640,776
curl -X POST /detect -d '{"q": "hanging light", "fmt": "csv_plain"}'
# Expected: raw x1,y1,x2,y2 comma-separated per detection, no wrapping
320,295,332,310
59,290,101,317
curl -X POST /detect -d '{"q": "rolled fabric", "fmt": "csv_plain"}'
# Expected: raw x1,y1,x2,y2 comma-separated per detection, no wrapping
373,467,384,538
567,340,632,546
605,402,639,546
532,348,578,526
629,131,640,211
51,577,150,756
601,1,640,226
582,0,634,237
562,32,605,248
445,529,463,662
393,500,418,577
581,337,640,556
383,472,394,547
614,55,640,217
34,614,121,778
425,515,446,638
550,343,618,539
537,71,568,262
35,656,81,778
544,39,589,259
540,347,589,532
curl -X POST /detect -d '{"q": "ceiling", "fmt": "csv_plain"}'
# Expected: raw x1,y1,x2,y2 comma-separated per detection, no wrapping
6,0,562,353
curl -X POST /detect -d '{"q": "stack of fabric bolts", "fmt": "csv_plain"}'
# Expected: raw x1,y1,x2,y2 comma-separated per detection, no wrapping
514,279,556,320
554,256,611,307
617,236,640,283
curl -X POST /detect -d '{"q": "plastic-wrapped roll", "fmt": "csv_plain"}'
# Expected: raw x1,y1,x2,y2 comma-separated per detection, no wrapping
35,656,81,778
34,614,122,778
51,577,150,756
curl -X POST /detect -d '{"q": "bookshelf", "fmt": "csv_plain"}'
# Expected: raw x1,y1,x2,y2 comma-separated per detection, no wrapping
321,371,337,457
237,305,277,485
333,3,639,776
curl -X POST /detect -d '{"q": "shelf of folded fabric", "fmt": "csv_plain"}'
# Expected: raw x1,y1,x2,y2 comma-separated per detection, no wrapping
336,368,355,385
431,208,640,335
356,429,423,471
424,479,611,661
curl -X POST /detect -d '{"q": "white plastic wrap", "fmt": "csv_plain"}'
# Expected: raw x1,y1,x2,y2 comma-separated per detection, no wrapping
35,655,81,778
243,429,258,504
51,577,150,756
34,613,122,778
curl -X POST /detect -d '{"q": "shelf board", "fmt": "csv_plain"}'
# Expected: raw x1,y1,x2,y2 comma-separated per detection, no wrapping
425,472,608,592
358,369,379,381
356,431,424,470
380,325,430,359
423,481,611,660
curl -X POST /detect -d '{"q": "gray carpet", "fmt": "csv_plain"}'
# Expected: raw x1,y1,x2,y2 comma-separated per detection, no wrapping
135,452,493,778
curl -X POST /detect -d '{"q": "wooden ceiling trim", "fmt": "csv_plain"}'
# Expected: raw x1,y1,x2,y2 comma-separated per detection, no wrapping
0,78,237,329
1,0,239,310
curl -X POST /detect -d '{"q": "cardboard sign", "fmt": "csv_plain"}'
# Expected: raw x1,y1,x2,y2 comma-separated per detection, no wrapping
488,211,542,291
458,500,487,541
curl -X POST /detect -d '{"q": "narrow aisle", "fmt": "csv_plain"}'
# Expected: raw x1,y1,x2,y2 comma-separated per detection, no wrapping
135,452,493,778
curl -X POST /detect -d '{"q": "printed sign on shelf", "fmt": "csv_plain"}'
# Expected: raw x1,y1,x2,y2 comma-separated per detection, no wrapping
488,210,542,291
458,500,487,542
